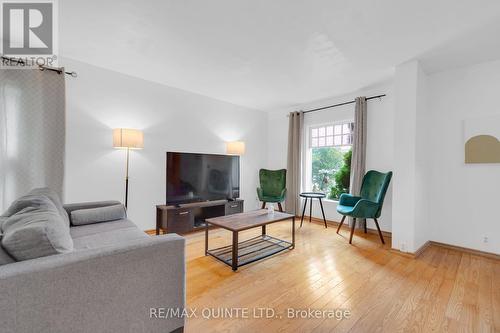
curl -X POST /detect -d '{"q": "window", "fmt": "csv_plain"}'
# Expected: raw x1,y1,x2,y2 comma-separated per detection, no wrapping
310,122,353,148
309,121,353,200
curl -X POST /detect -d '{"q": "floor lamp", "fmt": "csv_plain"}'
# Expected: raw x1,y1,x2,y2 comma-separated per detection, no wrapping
112,128,144,208
226,141,245,201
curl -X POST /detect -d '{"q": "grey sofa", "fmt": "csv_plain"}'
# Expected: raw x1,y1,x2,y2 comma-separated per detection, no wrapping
0,189,185,333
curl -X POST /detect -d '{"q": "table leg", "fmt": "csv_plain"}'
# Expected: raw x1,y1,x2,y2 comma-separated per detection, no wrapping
292,216,295,249
232,231,238,271
319,198,327,228
262,225,266,236
156,207,161,235
309,198,313,222
205,222,209,255
300,198,307,227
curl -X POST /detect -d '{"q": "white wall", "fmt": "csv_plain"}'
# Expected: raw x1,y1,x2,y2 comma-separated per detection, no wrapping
426,59,500,254
267,82,395,232
392,60,430,253
64,58,268,231
414,64,431,251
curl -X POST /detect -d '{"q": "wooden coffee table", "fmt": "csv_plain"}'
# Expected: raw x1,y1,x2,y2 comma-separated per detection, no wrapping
205,210,295,271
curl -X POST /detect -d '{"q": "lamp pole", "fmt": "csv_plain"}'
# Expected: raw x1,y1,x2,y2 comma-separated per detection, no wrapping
125,147,129,208
113,128,143,209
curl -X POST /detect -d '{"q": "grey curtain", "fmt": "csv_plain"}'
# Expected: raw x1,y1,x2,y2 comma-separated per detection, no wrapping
285,111,304,215
0,69,66,213
350,97,367,227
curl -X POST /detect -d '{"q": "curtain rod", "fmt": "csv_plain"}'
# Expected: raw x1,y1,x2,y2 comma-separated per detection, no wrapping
302,94,386,114
1,56,77,77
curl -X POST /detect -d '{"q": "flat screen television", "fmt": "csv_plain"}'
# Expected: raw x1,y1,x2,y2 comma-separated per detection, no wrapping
166,152,240,205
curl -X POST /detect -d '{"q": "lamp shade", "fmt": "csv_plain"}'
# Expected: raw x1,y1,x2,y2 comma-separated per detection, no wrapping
113,128,144,149
226,141,245,155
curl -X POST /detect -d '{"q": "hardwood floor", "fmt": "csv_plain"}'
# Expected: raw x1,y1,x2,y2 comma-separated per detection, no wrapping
184,219,500,333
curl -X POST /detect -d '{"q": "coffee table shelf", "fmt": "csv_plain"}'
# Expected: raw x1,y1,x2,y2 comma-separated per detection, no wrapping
207,235,293,268
205,210,295,271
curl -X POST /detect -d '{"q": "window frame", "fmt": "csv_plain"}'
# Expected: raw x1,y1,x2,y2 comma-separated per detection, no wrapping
305,119,354,202
309,121,354,149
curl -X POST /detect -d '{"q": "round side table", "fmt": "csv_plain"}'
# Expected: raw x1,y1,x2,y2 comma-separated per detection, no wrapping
299,192,327,228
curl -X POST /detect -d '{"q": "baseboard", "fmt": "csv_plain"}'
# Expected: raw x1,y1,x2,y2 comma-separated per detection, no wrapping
429,241,500,260
390,249,418,259
414,241,432,257
391,240,500,260
390,241,430,259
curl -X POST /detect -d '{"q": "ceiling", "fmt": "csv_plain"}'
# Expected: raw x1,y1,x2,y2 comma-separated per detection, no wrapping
59,0,500,110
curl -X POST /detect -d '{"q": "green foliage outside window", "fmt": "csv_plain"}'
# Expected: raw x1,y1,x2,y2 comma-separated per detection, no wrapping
330,149,352,200
311,148,351,200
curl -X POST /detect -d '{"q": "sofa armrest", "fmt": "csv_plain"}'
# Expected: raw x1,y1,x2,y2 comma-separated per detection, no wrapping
0,234,186,333
63,200,122,215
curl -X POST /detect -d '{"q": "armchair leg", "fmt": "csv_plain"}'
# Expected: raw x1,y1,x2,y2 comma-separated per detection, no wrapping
373,218,385,244
261,202,266,209
337,215,346,234
364,219,367,233
277,202,283,212
349,218,356,244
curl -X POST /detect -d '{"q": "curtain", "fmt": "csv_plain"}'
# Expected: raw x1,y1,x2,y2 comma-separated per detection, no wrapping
350,97,367,227
0,69,66,213
285,111,304,215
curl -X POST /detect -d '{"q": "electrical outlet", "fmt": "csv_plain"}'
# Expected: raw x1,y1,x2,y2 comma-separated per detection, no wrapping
483,236,489,243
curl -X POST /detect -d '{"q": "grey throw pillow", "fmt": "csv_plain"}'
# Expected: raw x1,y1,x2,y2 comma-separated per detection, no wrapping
70,204,127,226
1,197,73,261
29,188,70,226
2,188,70,226
0,230,15,265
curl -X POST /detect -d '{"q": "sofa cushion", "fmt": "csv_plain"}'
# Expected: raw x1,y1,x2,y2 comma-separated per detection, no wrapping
0,222,15,265
70,219,136,237
70,204,127,226
2,194,55,228
63,200,122,219
70,219,148,250
0,244,15,265
1,196,73,261
27,188,70,226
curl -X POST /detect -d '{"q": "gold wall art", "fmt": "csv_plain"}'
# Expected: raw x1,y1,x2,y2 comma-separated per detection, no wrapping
464,115,500,164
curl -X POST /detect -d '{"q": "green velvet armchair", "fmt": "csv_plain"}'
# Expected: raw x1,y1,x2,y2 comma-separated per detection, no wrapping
336,170,392,244
257,169,286,212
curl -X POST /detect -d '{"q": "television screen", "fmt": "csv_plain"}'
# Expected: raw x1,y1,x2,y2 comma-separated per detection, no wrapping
166,152,240,205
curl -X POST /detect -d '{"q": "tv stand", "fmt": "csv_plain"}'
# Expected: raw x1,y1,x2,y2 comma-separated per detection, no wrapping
156,199,244,235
